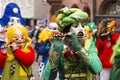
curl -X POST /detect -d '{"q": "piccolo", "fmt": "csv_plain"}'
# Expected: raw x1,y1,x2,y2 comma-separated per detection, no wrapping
1,43,24,49
53,32,84,39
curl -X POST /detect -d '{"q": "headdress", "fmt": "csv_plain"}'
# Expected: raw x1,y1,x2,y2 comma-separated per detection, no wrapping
56,7,89,33
0,3,26,26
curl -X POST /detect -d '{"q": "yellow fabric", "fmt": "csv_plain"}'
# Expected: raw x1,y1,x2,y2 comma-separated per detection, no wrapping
7,53,14,61
20,66,27,76
65,73,87,78
65,71,92,80
84,39,90,51
86,70,92,80
84,40,93,80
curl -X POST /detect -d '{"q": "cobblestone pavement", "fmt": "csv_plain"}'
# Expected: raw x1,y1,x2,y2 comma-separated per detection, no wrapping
32,54,42,80
32,53,59,80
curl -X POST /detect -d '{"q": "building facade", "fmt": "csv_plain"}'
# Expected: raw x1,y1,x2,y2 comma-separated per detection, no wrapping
47,0,120,32
0,0,49,26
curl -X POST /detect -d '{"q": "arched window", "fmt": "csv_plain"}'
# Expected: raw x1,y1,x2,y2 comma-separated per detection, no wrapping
83,3,90,17
71,4,78,8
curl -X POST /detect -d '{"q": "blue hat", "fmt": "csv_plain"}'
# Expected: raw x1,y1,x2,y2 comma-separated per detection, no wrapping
0,3,26,26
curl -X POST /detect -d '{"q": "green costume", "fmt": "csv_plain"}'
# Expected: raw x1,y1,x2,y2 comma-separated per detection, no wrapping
42,33,102,80
42,7,102,80
109,38,120,80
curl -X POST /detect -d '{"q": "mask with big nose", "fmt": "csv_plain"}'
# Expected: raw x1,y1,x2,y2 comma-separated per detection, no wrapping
12,29,26,47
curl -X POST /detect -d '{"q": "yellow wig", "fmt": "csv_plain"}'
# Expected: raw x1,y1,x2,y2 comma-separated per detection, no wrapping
38,28,54,43
6,24,32,52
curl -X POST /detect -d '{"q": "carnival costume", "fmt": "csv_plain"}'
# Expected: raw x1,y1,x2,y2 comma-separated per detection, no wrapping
0,3,26,79
42,7,102,80
0,25,35,80
109,37,120,80
38,22,58,77
96,19,119,80
85,22,97,43
0,3,26,27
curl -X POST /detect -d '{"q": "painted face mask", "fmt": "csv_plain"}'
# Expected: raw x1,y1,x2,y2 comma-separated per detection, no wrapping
6,25,31,52
12,29,26,47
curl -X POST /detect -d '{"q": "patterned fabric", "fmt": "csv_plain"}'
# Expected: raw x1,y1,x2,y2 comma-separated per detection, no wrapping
38,62,45,77
42,38,102,80
10,62,16,75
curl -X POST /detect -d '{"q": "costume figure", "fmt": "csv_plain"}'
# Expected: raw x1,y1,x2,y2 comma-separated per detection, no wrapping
0,3,26,27
0,26,7,79
96,19,119,80
0,3,26,79
85,22,97,43
0,25,35,80
42,7,102,80
109,37,120,80
38,22,58,77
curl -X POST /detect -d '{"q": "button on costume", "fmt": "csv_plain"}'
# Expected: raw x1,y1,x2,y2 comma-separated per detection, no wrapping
42,7,102,80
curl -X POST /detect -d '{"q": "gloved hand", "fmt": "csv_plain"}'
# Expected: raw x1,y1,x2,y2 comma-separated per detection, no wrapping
71,33,81,51
114,55,120,67
53,39,64,54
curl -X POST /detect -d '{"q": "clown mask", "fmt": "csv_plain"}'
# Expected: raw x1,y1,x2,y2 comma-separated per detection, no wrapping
12,28,26,47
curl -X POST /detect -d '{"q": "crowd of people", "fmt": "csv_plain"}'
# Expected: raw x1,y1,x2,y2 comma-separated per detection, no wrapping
0,2,120,80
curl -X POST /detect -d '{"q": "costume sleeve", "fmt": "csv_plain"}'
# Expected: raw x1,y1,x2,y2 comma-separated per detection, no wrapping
96,38,104,54
0,50,7,70
87,41,102,74
42,39,64,80
110,33,119,45
14,46,35,66
76,40,102,74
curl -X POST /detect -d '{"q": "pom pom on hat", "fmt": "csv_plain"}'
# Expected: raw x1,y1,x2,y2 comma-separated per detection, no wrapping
47,22,58,32
13,8,18,14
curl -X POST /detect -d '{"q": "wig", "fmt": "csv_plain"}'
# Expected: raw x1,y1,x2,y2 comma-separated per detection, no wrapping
6,24,31,52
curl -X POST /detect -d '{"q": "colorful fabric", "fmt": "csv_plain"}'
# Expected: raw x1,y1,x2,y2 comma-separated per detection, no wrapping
42,33,102,80
109,63,120,80
96,33,119,68
109,38,120,80
0,46,35,80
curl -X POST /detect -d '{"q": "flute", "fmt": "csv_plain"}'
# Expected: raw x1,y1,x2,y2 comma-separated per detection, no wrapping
1,42,24,49
53,31,84,39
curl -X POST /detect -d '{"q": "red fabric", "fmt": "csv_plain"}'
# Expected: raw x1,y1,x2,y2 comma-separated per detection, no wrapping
0,51,7,70
14,46,35,66
96,33,119,68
